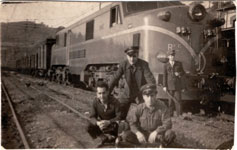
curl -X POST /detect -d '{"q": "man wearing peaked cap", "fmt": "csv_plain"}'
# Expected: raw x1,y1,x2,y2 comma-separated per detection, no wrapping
122,83,175,147
163,49,185,116
124,46,139,56
109,46,156,120
140,83,157,96
167,49,175,56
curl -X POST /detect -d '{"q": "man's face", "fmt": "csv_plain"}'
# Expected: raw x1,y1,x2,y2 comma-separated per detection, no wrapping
143,92,156,108
126,53,138,65
96,87,109,103
168,55,175,61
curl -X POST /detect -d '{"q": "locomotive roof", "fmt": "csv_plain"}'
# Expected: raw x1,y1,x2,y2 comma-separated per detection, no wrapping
56,1,184,34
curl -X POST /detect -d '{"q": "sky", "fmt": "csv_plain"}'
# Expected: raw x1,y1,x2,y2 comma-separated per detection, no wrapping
0,1,218,28
0,1,111,27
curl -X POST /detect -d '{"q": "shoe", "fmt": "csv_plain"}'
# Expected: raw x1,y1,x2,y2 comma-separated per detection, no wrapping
104,134,116,143
96,134,108,147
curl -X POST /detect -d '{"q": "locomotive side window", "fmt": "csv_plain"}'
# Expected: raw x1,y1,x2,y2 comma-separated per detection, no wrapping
86,20,94,40
123,2,157,16
133,33,140,47
56,35,59,45
122,2,183,16
110,5,122,27
64,33,67,47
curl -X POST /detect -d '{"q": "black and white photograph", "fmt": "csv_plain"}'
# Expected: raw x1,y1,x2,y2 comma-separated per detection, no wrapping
1,0,236,149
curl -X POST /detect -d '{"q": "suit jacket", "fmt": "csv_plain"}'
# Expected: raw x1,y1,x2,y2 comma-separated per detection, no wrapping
163,61,185,91
109,58,156,103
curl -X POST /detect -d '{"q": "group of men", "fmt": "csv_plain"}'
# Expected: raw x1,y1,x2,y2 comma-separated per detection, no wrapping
87,46,185,147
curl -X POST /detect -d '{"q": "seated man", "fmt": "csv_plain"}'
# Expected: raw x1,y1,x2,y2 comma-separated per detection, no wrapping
125,83,176,147
87,81,122,146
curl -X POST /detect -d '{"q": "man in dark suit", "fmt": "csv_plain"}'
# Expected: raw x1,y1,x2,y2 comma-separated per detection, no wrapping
163,49,185,116
87,81,121,146
109,46,156,119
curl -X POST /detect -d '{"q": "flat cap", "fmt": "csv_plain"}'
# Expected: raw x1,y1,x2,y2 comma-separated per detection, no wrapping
167,49,176,56
124,46,139,55
140,83,157,95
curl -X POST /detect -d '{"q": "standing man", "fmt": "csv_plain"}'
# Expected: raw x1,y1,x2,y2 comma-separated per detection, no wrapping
123,84,175,147
163,49,185,116
87,81,122,146
109,46,156,119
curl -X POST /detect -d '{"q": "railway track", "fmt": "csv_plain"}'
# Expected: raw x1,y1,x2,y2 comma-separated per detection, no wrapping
2,72,235,149
2,81,30,148
2,75,99,148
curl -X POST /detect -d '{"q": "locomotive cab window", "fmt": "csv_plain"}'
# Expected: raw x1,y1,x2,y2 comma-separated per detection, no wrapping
64,33,67,47
56,35,59,45
110,5,122,27
86,20,94,40
122,2,183,16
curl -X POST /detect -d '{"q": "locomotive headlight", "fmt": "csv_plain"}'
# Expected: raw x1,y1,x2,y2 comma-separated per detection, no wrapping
157,11,171,21
156,53,168,63
181,27,187,34
189,3,206,21
186,27,191,34
176,27,181,34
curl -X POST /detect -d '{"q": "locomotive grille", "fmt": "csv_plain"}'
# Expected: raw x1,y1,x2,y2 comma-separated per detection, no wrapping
69,49,86,59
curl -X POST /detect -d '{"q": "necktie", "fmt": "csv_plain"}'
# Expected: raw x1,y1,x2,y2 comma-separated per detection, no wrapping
131,65,136,74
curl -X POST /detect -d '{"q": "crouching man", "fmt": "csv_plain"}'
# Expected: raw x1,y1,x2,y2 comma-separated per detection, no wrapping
125,83,175,147
87,81,122,146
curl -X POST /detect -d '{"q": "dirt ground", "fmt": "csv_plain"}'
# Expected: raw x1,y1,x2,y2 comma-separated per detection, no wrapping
1,72,235,149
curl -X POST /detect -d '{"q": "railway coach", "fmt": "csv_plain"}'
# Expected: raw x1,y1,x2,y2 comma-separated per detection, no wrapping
17,38,56,77
51,2,228,103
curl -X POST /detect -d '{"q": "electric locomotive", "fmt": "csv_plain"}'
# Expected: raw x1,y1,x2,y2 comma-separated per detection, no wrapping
51,2,228,104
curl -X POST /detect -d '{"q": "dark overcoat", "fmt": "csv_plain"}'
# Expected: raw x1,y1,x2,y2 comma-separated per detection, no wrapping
163,61,185,91
109,58,156,102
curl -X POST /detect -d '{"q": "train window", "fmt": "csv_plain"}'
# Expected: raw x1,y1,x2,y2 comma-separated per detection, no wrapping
158,74,163,86
110,5,122,27
56,35,59,45
64,33,67,47
232,19,235,27
123,2,157,16
86,20,94,40
69,49,86,59
133,33,140,47
122,2,183,16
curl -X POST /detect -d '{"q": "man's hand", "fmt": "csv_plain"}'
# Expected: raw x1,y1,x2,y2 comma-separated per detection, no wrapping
163,87,167,92
174,72,180,77
148,130,158,143
135,131,147,143
97,120,110,130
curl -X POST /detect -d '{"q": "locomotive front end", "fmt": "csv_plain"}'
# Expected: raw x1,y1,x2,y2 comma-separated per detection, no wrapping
133,3,223,102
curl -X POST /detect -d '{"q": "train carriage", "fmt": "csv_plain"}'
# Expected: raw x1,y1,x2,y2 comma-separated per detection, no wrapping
25,38,56,77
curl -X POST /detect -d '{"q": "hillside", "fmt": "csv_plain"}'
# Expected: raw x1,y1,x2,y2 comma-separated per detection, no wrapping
1,21,63,68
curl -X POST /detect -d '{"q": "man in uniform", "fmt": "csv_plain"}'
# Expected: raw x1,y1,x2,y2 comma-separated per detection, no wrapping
163,49,185,116
122,83,175,147
87,81,122,146
109,46,156,119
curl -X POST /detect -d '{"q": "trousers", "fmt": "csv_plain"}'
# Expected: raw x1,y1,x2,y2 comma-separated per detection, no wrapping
168,90,182,116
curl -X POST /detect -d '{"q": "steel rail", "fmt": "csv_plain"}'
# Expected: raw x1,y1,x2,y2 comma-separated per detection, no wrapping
12,75,91,127
2,81,30,149
30,86,91,123
7,76,89,148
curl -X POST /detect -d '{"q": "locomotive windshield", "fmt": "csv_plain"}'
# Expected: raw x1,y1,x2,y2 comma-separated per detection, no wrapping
122,2,183,16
